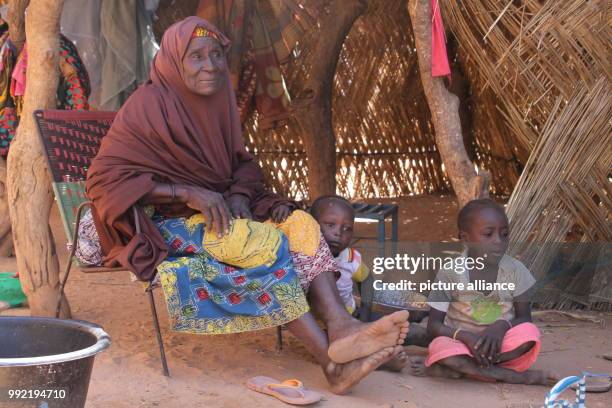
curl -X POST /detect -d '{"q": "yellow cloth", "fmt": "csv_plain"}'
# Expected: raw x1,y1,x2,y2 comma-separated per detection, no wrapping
265,210,321,257
202,217,282,269
353,263,370,283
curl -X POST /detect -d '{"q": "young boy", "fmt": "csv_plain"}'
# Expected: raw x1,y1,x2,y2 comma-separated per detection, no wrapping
309,195,369,314
410,198,557,385
311,195,429,373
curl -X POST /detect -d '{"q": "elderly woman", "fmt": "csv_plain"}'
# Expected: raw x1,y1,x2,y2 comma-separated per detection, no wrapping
86,17,408,394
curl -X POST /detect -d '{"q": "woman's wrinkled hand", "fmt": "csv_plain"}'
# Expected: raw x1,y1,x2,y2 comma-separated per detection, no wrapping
184,186,232,238
227,194,252,219
271,204,292,223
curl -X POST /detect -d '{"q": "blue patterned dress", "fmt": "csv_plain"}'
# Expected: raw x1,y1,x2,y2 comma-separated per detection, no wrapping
154,215,310,334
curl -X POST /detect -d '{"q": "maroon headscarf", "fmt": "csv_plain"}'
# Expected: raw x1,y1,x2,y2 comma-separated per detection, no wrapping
86,17,290,280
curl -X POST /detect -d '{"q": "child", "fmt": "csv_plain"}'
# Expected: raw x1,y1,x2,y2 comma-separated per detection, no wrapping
310,195,428,373
410,198,557,385
310,195,369,314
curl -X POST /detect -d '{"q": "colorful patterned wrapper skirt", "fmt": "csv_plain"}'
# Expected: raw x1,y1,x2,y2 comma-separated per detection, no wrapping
154,216,310,334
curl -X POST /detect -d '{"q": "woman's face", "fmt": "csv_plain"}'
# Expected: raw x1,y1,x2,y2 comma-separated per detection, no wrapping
182,37,226,96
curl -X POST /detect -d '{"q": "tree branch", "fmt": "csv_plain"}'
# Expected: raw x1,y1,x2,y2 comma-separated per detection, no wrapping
407,0,488,207
0,157,12,256
0,1,31,255
7,0,30,53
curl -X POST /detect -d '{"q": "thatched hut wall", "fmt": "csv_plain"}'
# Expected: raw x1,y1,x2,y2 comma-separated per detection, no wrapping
154,0,526,200
243,0,526,200
153,0,608,210
442,0,610,309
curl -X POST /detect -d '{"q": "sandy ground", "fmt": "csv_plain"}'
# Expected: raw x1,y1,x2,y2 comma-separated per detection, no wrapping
1,195,611,408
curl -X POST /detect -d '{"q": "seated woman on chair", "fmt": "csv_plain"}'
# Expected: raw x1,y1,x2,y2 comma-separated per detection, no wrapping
86,16,408,394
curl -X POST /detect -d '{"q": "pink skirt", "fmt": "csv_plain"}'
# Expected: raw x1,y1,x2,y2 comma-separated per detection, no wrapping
425,322,541,373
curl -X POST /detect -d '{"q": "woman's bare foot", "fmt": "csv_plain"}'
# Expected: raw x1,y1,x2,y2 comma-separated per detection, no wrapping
328,310,409,363
379,348,408,372
325,345,403,394
409,356,463,379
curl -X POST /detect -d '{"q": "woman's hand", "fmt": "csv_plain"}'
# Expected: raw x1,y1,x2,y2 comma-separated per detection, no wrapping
458,330,491,368
475,321,508,363
227,194,252,219
271,204,292,223
183,186,231,237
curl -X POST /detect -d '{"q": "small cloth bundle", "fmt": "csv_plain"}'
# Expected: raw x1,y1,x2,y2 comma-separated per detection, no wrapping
0,272,26,310
202,217,282,269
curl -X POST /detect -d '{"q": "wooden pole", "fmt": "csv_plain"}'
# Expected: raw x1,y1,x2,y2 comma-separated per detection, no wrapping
407,0,488,208
294,0,366,199
6,0,70,317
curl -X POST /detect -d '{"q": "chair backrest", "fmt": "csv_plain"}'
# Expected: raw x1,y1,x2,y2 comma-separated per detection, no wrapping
34,110,116,241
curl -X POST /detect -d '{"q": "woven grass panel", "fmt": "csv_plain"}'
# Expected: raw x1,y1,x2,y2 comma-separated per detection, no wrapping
443,0,610,199
443,0,610,151
506,79,611,309
333,0,449,199
442,1,611,309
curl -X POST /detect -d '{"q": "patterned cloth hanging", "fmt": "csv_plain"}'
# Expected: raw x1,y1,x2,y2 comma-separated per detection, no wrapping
0,24,90,159
197,0,315,129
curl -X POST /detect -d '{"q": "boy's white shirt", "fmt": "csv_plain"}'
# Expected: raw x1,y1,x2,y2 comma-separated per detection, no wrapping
335,248,364,312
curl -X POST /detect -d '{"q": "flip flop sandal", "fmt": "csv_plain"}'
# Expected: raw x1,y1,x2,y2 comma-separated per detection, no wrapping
570,373,612,393
246,376,322,405
545,372,612,408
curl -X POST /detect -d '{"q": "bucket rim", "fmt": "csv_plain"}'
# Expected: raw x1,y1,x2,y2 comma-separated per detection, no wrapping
0,317,111,367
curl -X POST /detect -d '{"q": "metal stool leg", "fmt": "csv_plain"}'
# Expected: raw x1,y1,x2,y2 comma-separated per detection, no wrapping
377,217,386,243
358,273,374,322
391,206,399,242
276,326,283,352
146,286,170,377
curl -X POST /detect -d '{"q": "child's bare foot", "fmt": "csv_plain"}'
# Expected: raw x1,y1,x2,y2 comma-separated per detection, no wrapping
403,324,432,347
379,348,408,372
408,356,463,379
325,345,403,394
524,370,560,386
328,310,409,363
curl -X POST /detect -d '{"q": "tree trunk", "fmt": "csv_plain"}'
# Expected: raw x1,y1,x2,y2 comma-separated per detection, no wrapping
0,157,12,256
0,0,30,256
6,0,70,317
7,0,29,53
294,0,366,199
407,0,488,208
